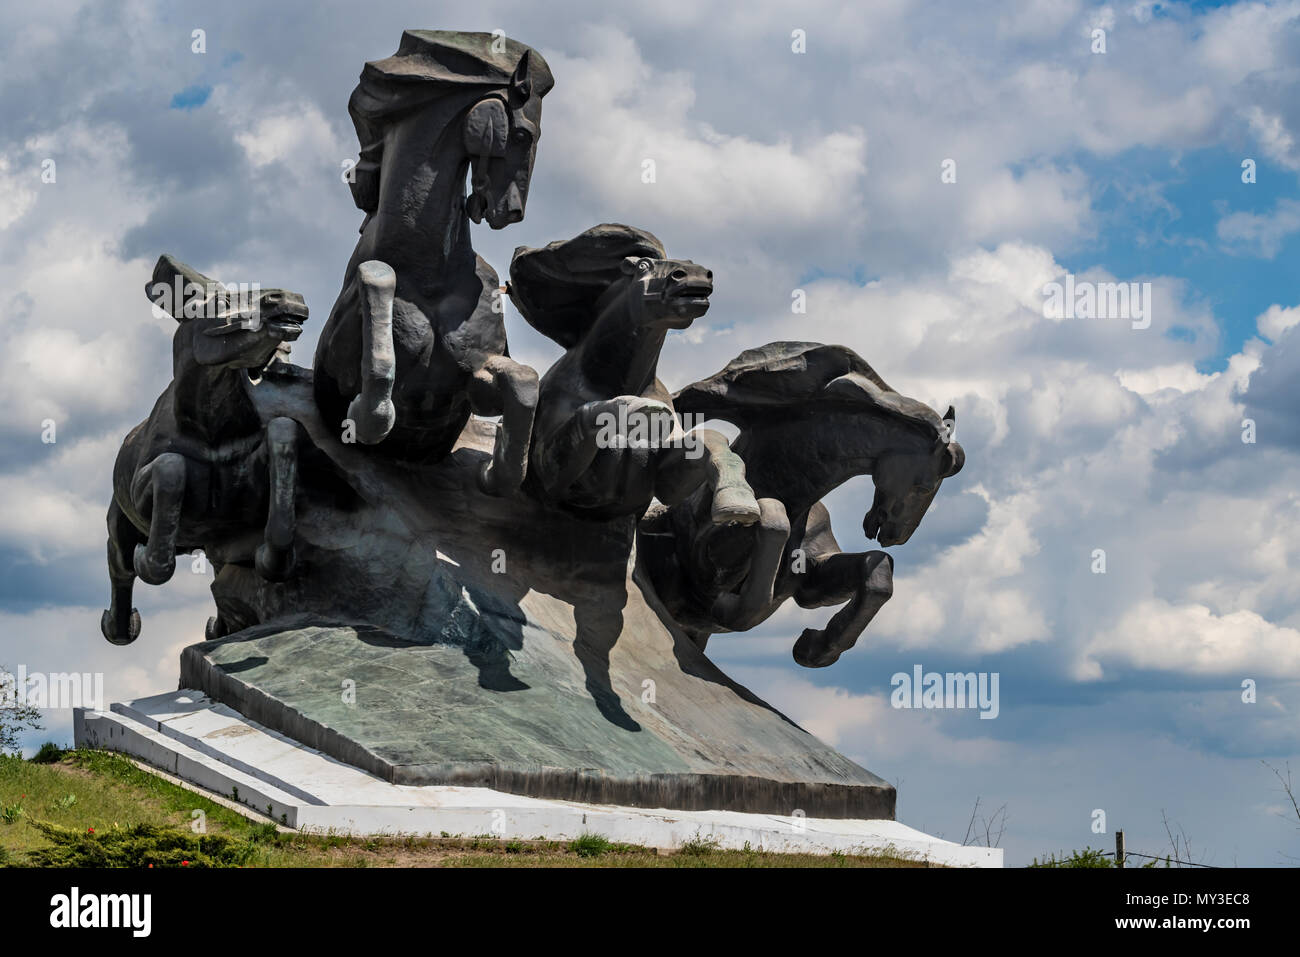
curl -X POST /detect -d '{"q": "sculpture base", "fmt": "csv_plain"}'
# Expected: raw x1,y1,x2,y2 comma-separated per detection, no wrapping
177,615,893,819
74,693,998,865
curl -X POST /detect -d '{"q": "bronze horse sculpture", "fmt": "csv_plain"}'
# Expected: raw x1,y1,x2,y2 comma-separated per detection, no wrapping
508,224,760,525
313,31,552,493
101,255,309,645
639,342,965,667
90,30,973,826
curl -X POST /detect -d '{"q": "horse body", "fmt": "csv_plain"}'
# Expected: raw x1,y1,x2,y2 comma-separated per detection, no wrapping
101,256,309,645
512,225,760,525
313,32,551,491
315,244,501,463
640,342,965,667
529,274,679,515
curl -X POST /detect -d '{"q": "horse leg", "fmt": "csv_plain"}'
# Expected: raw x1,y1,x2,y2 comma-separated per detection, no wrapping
792,550,894,668
345,260,398,445
100,499,143,645
205,559,228,641
468,354,539,496
655,428,759,525
709,497,790,630
537,396,670,498
255,416,301,582
129,452,187,585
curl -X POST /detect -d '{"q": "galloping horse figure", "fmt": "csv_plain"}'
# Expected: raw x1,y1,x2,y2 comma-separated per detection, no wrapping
638,342,965,667
313,31,552,492
508,224,760,525
101,255,309,645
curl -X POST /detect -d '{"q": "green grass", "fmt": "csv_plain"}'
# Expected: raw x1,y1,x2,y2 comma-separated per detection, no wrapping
0,749,936,868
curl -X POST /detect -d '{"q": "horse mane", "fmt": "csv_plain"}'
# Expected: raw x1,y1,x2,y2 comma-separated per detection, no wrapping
507,223,666,348
674,341,950,442
347,31,554,213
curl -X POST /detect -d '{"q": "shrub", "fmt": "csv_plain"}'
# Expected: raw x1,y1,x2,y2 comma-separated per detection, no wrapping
678,833,722,857
26,819,258,868
1030,847,1114,868
568,833,614,858
31,742,64,764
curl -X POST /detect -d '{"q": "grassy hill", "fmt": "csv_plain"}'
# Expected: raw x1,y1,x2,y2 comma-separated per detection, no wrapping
0,749,932,868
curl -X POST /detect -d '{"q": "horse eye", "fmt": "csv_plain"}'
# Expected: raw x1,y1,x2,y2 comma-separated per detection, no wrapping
670,268,687,281
512,128,531,143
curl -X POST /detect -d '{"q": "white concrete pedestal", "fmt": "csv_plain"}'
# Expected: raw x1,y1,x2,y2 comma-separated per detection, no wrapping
75,690,1001,867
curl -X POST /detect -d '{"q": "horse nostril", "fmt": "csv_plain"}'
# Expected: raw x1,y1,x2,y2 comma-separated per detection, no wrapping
705,271,713,281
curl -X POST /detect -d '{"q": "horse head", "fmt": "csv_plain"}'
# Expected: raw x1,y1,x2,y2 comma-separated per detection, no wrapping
148,254,307,374
461,51,547,228
510,223,713,350
615,254,714,329
347,32,554,232
862,407,965,546
674,343,968,547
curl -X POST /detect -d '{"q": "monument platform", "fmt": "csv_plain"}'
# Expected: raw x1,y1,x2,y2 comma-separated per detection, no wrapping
74,692,1000,866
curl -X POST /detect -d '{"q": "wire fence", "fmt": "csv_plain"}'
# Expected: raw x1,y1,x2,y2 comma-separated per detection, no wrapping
1108,830,1216,867
1100,848,1217,868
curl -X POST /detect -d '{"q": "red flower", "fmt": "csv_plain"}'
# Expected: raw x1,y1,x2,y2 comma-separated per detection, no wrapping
87,827,94,834
182,860,189,866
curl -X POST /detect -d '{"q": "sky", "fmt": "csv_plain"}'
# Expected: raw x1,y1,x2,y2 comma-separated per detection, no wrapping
1,0,1298,866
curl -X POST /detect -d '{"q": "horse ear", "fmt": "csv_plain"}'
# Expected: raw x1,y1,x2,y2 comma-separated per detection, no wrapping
463,98,508,158
942,405,957,443
511,50,533,101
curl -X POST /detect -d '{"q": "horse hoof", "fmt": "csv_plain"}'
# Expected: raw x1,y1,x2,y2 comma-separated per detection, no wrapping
133,544,175,585
710,486,760,526
615,397,675,448
255,542,296,582
205,616,228,641
792,628,838,668
101,608,141,646
346,394,396,445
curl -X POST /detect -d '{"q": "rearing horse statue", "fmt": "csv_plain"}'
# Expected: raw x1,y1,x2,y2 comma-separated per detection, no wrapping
102,255,310,645
639,342,965,667
508,224,761,525
313,31,552,492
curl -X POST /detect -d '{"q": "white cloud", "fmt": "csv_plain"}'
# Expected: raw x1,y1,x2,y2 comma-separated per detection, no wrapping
1245,106,1300,171
543,27,869,236
1258,303,1300,340
0,155,38,230
1217,198,1300,258
1079,599,1300,680
232,102,342,170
